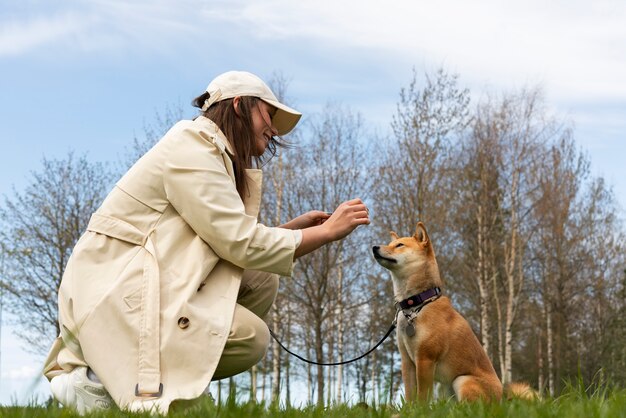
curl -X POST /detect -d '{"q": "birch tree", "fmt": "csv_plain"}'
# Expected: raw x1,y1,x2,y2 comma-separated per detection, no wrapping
489,89,547,384
374,68,470,240
279,102,371,405
371,68,471,399
568,177,625,386
455,113,505,359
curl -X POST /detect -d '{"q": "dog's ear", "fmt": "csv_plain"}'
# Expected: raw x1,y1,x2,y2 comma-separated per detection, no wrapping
389,231,399,240
414,222,430,245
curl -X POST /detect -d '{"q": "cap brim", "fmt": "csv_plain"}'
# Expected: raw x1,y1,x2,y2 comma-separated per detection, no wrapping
262,99,302,136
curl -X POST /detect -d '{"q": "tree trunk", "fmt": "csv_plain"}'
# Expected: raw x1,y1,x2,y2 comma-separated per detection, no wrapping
371,352,377,403
502,174,521,385
494,270,505,379
537,328,544,394
271,308,280,403
250,365,257,401
315,320,325,405
503,311,513,384
261,357,266,401
477,205,492,358
270,159,283,404
336,254,344,404
307,353,312,403
229,377,235,402
546,306,555,396
389,349,395,404
285,308,292,406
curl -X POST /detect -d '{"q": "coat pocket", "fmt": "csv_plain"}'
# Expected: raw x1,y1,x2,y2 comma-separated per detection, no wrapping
123,287,143,312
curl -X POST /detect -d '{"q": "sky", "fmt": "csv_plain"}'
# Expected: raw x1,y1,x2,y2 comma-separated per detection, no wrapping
1,0,625,405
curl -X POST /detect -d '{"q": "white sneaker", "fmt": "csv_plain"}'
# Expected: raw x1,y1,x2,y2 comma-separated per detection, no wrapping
50,366,115,414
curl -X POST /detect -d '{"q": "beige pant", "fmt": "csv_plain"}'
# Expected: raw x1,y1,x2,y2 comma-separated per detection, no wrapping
212,270,279,380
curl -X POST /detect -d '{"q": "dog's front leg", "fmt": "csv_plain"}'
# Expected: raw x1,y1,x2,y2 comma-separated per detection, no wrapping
398,340,417,401
416,356,435,401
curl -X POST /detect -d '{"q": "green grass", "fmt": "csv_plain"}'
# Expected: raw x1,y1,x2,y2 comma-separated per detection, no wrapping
2,386,626,418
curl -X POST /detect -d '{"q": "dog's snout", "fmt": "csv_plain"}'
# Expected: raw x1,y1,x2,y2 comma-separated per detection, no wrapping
372,245,380,253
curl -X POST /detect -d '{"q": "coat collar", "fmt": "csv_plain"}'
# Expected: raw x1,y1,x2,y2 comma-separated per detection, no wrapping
195,116,235,155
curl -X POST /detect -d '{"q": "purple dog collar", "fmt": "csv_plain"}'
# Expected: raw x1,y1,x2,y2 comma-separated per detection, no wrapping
397,287,441,310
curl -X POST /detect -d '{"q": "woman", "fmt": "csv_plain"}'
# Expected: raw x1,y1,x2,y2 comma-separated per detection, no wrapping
43,71,369,414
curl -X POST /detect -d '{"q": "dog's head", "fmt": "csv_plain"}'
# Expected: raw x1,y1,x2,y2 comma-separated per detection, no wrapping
372,222,437,278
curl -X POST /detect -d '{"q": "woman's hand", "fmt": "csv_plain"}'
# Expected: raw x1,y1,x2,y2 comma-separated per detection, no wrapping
321,198,370,241
293,198,370,258
280,211,331,230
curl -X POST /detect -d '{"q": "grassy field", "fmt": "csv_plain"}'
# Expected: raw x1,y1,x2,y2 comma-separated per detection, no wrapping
2,383,626,417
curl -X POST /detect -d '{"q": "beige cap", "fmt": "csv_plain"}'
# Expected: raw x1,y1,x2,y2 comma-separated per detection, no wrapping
202,71,302,136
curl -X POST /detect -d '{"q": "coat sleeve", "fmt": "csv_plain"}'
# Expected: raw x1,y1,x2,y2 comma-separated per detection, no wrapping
162,126,300,276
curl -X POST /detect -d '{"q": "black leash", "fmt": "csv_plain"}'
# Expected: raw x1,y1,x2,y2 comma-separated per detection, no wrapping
268,318,397,366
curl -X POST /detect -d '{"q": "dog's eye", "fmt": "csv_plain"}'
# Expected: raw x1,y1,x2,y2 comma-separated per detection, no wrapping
395,243,404,248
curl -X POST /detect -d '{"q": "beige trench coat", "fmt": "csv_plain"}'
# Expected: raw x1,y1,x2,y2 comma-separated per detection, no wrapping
43,116,301,412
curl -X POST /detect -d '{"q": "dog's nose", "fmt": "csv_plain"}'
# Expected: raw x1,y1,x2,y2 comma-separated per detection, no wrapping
372,246,380,253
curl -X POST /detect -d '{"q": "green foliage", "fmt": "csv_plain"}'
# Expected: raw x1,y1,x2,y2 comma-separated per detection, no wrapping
3,384,626,418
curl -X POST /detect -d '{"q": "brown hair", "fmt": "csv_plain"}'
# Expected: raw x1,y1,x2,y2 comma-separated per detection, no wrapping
192,92,289,200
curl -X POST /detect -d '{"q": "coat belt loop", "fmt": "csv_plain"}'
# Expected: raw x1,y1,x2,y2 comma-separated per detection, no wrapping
86,214,163,397
136,229,162,397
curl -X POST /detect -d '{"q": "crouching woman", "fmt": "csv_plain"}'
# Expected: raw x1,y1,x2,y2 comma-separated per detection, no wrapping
43,71,369,414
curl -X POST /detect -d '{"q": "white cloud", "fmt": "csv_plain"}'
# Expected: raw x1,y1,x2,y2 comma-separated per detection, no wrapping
3,0,625,103
2,365,40,380
0,0,204,57
207,0,626,101
0,12,90,56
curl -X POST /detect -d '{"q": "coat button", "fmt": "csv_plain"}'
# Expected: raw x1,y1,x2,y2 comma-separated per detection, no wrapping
178,317,190,329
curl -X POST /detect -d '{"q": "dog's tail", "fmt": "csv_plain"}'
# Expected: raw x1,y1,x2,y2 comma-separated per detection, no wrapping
505,382,540,400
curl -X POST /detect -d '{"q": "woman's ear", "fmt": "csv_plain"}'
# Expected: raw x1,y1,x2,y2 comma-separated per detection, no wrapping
233,96,241,116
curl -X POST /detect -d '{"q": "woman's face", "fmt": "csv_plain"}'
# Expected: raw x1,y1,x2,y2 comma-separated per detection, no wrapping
251,100,278,156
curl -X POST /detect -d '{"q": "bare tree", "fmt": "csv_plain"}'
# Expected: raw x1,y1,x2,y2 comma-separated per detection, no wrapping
565,176,625,387
527,132,626,393
276,102,371,405
454,112,505,359
452,87,626,393
529,132,588,394
603,267,626,385
376,67,470,236
0,153,113,353
468,89,561,385
370,68,470,399
258,71,301,404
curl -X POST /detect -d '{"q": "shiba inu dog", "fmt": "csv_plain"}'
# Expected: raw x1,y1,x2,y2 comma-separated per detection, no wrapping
372,222,534,402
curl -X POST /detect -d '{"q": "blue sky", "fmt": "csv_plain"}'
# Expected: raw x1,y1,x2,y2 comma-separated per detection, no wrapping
1,0,625,404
